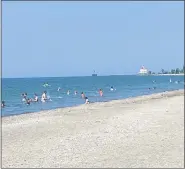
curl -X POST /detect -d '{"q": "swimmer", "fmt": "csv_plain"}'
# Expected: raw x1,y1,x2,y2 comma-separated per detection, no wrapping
1,101,5,108
85,97,90,104
43,83,50,87
41,91,47,102
110,86,114,91
33,93,38,102
67,90,70,95
26,98,31,105
57,87,61,91
81,92,85,99
99,89,103,96
23,92,27,97
74,91,78,95
152,80,156,83
21,93,27,102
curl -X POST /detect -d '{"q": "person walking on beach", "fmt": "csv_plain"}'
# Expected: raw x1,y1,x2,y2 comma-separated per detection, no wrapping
85,97,90,104
99,89,103,96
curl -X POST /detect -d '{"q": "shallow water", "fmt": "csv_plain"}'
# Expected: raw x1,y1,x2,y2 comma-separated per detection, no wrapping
2,75,184,116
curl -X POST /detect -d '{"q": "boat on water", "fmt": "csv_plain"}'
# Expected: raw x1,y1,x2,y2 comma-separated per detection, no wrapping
92,70,97,76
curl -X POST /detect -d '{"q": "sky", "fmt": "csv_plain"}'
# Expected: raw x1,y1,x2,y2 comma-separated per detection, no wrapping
2,1,184,78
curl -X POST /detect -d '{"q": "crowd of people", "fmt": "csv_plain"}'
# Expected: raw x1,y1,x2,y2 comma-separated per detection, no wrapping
2,78,182,108
1,87,109,108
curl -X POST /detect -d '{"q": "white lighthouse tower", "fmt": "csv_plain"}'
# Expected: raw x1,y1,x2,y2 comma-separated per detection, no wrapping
138,66,148,75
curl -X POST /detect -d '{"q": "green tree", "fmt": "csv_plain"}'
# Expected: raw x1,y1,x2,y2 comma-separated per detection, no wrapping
171,69,175,74
175,68,180,74
161,69,165,74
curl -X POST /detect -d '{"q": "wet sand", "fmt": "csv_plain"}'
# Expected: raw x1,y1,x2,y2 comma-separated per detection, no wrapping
2,89,184,168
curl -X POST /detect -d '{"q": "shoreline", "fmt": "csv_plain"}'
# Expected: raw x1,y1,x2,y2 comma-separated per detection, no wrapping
2,89,184,122
150,74,184,76
2,89,184,168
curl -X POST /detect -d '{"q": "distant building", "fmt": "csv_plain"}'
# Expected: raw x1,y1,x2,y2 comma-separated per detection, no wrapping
92,70,97,76
138,66,148,75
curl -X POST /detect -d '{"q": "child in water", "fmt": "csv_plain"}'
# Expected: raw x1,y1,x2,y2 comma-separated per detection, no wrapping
81,92,85,99
26,98,31,105
33,94,38,102
21,92,27,102
99,89,103,96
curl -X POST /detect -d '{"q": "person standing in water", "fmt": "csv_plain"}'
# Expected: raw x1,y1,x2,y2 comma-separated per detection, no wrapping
41,91,47,102
74,91,78,95
99,89,103,96
21,92,27,102
81,92,85,99
1,101,5,108
26,98,31,105
67,90,70,95
33,93,39,102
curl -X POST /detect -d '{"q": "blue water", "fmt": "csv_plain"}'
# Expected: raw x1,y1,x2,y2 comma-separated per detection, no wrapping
2,75,184,117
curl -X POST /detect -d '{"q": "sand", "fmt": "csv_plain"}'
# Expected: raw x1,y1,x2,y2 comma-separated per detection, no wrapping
2,90,184,168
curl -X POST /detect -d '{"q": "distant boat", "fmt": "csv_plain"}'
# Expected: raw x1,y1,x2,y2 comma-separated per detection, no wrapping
92,70,97,76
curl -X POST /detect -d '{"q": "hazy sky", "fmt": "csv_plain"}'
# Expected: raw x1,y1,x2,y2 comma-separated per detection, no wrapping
2,1,184,78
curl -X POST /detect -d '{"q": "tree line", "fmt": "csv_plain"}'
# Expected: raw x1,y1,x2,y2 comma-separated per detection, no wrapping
148,65,184,74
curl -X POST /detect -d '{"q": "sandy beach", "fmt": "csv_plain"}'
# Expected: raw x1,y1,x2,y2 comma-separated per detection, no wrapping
2,90,184,168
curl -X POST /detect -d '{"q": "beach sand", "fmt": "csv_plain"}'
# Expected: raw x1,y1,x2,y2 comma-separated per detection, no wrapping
2,90,184,168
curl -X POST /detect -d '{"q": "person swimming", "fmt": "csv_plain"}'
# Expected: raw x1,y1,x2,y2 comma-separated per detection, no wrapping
74,91,78,95
26,98,31,105
43,83,50,87
85,97,89,104
41,91,47,102
1,101,5,108
99,89,103,96
21,92,27,102
33,93,38,102
110,86,114,91
57,87,61,91
81,92,85,99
